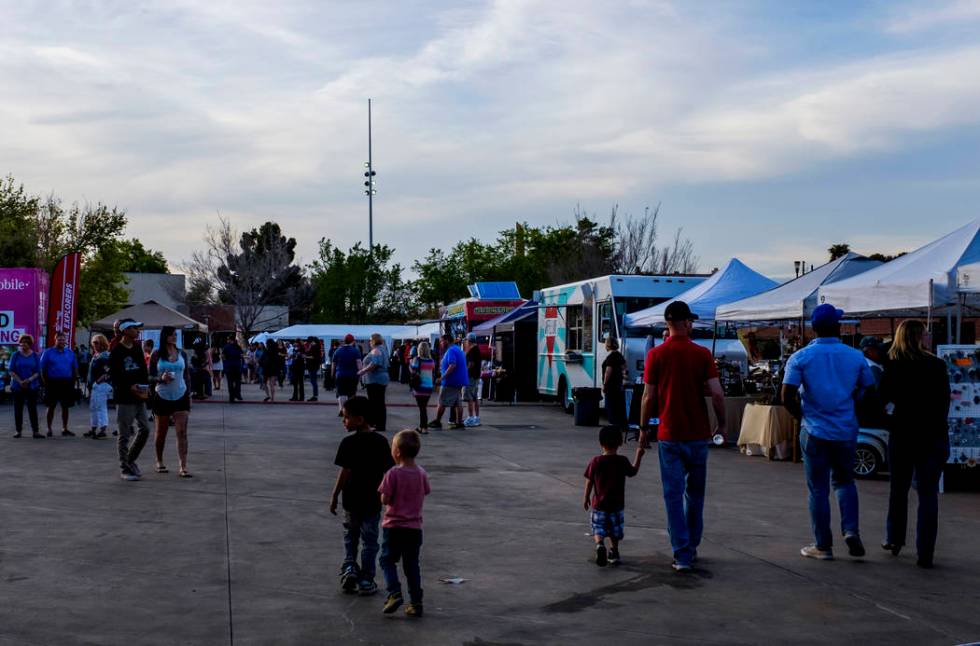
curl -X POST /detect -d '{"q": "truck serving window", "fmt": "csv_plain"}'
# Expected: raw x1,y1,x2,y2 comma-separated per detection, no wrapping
566,305,593,352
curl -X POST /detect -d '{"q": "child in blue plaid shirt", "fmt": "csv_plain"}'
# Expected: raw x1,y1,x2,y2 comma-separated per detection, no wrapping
584,426,645,566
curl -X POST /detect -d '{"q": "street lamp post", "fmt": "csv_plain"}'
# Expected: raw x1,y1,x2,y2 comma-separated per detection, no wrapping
363,98,377,250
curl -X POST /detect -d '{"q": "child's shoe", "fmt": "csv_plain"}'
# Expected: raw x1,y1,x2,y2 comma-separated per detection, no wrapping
608,547,620,565
382,592,403,614
405,603,423,618
595,544,607,567
340,568,358,594
357,580,378,596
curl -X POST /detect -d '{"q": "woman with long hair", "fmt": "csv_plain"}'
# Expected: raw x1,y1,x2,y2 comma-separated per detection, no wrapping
9,334,42,438
410,341,435,434
149,326,194,477
261,338,282,402
84,334,113,439
211,345,223,392
358,333,390,432
879,320,950,568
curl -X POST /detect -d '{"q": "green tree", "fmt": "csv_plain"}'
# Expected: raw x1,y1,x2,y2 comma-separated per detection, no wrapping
116,238,169,273
0,175,40,267
309,241,413,324
828,243,851,261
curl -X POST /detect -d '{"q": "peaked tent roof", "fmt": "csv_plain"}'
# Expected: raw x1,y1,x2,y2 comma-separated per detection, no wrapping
472,301,538,334
817,219,980,314
624,258,778,327
716,253,881,321
91,300,207,332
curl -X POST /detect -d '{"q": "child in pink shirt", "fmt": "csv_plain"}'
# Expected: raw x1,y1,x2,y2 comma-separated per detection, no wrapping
378,429,431,618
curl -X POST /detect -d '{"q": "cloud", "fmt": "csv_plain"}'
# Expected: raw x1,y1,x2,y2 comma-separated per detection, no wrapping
885,0,980,33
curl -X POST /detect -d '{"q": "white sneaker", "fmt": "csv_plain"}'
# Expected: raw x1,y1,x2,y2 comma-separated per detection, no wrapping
472,416,481,426
463,417,478,427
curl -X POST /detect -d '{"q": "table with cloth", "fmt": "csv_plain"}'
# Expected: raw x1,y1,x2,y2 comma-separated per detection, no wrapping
737,403,798,460
706,395,765,442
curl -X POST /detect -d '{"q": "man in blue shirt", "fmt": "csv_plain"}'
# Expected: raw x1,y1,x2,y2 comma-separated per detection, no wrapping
41,331,79,437
782,304,875,561
428,334,468,430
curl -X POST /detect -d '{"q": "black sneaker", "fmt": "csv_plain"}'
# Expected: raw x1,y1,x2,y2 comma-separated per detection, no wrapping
595,544,607,567
427,420,442,429
307,397,318,402
340,570,358,594
845,533,866,558
61,429,75,437
451,423,465,430
608,548,620,565
383,593,403,614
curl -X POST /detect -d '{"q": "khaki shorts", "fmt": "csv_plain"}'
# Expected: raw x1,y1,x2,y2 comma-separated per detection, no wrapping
439,386,462,407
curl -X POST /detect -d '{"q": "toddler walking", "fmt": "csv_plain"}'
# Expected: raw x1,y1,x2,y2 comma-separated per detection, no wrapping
584,426,645,566
379,429,431,618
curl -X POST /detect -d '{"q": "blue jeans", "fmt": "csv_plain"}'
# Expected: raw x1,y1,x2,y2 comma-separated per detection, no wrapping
886,437,949,560
342,512,380,583
380,527,423,603
658,440,709,565
800,429,859,549
308,369,319,397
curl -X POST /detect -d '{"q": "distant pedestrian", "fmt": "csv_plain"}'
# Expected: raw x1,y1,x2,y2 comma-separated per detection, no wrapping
602,337,628,431
409,341,435,433
330,396,395,597
143,339,154,367
222,338,244,403
584,426,645,566
379,429,431,618
781,304,875,561
289,339,307,402
149,326,194,477
84,334,112,439
879,320,951,569
210,346,223,392
306,337,322,402
109,319,152,481
41,331,79,437
428,334,467,430
9,334,42,439
463,333,482,427
332,334,362,417
639,301,727,572
359,334,390,432
261,339,282,403
77,343,91,397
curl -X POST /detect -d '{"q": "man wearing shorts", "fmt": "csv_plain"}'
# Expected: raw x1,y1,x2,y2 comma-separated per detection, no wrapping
428,334,467,430
40,332,79,437
463,333,483,427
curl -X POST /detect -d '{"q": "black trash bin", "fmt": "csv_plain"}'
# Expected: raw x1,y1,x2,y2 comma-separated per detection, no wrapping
572,387,602,426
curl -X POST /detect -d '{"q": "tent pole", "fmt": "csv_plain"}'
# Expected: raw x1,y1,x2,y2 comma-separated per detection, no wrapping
711,321,718,357
926,278,934,332
956,293,963,344
946,310,953,345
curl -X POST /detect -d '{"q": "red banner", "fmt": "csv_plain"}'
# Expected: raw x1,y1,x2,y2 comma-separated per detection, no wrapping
46,252,81,348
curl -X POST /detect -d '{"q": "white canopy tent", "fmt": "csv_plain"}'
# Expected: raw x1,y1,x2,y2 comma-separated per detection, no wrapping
267,323,440,347
817,219,980,316
624,258,778,327
716,253,881,322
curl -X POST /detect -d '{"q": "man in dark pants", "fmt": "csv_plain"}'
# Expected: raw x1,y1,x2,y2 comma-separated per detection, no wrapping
40,332,79,437
222,338,244,403
306,337,322,402
782,304,875,562
109,319,152,481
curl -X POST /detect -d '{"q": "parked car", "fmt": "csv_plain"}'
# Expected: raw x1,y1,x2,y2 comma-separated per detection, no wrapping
854,428,890,477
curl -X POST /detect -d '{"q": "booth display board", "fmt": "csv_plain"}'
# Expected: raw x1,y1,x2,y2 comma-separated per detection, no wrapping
940,345,980,467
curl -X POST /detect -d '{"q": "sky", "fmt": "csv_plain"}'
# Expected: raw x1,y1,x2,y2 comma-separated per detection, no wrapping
2,0,980,282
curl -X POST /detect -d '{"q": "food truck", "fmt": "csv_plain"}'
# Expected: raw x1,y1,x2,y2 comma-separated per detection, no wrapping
536,274,706,410
0,268,49,348
443,282,526,338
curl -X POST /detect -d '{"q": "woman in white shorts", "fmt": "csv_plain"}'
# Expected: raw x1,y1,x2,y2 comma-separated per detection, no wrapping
85,334,113,439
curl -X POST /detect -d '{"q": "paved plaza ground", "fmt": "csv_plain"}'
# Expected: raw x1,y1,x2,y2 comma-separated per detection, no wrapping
1,384,979,646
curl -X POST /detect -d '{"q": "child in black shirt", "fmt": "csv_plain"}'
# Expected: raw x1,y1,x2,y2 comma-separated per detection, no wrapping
584,426,645,566
330,396,395,595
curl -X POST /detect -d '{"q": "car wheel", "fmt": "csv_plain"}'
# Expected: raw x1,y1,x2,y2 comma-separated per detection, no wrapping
854,445,882,478
557,378,573,414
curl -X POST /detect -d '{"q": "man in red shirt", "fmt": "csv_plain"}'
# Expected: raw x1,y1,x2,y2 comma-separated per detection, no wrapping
639,301,727,572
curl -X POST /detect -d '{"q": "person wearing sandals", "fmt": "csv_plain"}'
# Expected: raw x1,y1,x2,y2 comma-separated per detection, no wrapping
410,341,435,434
9,334,43,439
84,334,113,439
149,326,194,478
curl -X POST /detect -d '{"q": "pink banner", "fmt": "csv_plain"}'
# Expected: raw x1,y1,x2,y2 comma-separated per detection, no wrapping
47,253,81,348
0,268,49,346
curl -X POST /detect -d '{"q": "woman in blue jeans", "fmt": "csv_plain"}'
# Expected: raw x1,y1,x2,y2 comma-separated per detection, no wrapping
878,320,951,569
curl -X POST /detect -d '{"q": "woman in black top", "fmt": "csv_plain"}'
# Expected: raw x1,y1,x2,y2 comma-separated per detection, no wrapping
878,320,951,568
261,339,282,403
601,337,629,431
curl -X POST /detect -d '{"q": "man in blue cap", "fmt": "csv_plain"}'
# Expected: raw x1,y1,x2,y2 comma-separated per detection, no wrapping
782,304,875,561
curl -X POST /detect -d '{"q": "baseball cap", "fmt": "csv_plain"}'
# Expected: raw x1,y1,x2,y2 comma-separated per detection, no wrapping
811,303,844,327
466,332,477,342
343,333,355,343
119,318,143,330
859,336,882,350
664,301,698,322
